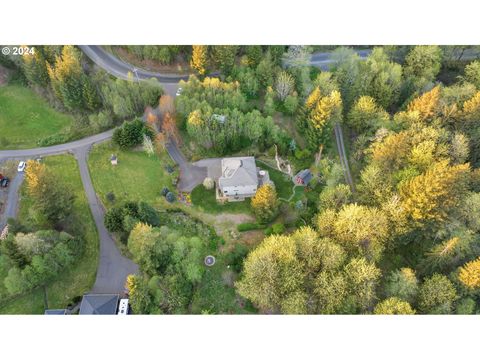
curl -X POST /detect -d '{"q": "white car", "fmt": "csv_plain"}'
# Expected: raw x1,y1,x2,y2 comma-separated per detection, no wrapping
17,161,26,172
176,87,182,96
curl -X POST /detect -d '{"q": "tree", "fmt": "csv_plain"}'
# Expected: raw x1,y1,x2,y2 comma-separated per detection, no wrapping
361,47,403,109
458,257,480,290
22,49,49,86
331,47,362,111
137,201,160,227
236,233,307,314
404,46,443,83
331,204,389,262
384,268,418,303
263,86,275,116
406,86,441,121
275,71,295,101
143,134,155,156
203,177,214,190
245,45,263,68
104,206,125,232
256,52,276,90
162,112,181,145
190,45,208,75
46,45,99,111
283,46,313,97
344,257,381,312
113,119,149,149
251,184,278,223
304,89,343,149
1,235,28,268
418,274,457,314
347,96,389,134
399,160,470,222
373,297,415,315
25,160,74,227
464,60,480,89
450,132,469,164
318,184,352,211
211,46,238,76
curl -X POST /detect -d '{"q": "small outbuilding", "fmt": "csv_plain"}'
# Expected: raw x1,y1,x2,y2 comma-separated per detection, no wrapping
294,169,312,186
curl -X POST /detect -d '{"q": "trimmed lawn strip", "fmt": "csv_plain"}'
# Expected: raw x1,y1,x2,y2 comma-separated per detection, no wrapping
190,186,252,214
0,85,73,149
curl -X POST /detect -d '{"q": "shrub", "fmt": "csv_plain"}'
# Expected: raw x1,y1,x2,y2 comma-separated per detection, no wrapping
166,192,176,203
225,243,249,272
161,187,170,196
104,206,125,232
106,192,116,203
283,93,299,115
237,223,266,232
203,177,215,190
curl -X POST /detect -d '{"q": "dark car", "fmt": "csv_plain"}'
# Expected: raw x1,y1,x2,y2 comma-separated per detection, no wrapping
0,177,9,188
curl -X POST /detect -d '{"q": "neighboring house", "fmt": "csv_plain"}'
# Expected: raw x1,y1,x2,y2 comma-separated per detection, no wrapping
79,294,119,315
216,157,271,202
294,169,312,186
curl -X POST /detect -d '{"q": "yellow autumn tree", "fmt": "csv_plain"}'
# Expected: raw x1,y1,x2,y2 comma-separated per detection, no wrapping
190,45,208,75
399,160,470,222
458,257,480,290
407,85,441,121
305,90,342,149
251,184,278,223
462,91,480,119
25,160,47,197
371,131,411,172
347,95,389,133
373,297,416,315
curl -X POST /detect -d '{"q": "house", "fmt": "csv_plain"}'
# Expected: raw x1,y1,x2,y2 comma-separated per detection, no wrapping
110,154,118,166
294,169,312,186
79,294,119,315
211,114,227,124
216,157,271,202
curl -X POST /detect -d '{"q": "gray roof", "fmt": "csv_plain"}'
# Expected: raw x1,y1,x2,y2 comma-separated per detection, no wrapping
79,294,119,315
219,157,258,188
295,169,313,184
44,309,66,315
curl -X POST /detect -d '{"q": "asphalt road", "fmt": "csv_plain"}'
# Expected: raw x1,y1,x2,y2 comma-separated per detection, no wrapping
0,171,24,230
79,45,187,97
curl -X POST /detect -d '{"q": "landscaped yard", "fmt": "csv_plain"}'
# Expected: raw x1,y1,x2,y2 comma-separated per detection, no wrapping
88,141,175,208
0,155,98,314
0,85,74,149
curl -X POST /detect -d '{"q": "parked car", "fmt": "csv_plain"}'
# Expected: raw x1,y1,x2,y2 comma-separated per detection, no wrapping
0,177,9,188
17,161,26,172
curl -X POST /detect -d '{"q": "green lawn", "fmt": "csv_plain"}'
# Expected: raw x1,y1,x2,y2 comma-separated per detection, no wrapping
191,185,252,214
0,155,99,314
0,85,74,149
257,161,295,199
88,141,175,208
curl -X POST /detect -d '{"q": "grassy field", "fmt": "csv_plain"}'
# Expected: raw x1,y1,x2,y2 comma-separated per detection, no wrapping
0,155,99,314
88,141,175,208
0,85,73,149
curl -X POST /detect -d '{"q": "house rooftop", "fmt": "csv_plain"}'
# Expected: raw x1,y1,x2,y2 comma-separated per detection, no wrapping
219,157,258,188
79,294,119,315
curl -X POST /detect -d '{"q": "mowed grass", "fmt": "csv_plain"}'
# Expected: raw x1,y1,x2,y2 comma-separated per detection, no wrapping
88,141,174,208
0,85,73,149
190,185,252,214
0,155,99,314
